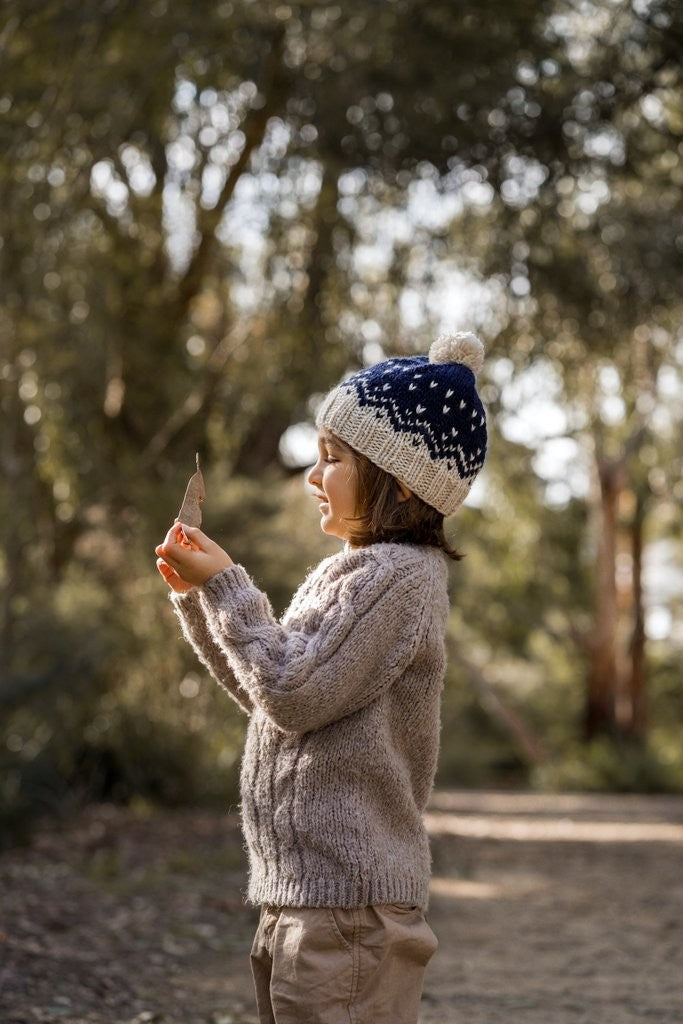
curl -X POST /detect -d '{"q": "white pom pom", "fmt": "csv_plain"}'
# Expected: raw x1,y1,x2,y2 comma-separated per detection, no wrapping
429,332,485,375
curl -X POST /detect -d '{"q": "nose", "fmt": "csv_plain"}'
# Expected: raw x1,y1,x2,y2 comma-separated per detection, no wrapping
306,458,322,490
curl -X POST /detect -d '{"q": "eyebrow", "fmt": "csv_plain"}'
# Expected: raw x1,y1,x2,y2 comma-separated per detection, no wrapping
319,433,345,451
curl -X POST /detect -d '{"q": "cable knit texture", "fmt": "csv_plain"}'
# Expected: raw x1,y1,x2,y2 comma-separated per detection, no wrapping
171,542,449,910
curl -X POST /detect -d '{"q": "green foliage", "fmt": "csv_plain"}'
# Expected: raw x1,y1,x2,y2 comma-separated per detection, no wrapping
0,565,237,841
0,469,338,842
436,680,529,789
532,737,683,794
1,0,682,837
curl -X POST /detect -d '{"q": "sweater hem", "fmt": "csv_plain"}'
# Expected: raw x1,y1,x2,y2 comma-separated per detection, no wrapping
246,874,431,911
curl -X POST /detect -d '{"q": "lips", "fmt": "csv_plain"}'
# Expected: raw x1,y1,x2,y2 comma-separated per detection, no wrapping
310,490,329,514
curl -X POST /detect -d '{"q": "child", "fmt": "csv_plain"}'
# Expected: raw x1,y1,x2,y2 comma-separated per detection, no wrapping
155,332,487,1024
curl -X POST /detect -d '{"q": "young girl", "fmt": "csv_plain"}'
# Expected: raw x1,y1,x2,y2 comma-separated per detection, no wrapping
155,332,487,1024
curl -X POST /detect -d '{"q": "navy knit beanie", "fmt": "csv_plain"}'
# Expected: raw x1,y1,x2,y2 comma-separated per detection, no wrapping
315,333,487,516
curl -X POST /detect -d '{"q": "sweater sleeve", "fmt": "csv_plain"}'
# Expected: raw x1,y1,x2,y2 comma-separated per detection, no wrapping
197,555,431,734
170,588,254,715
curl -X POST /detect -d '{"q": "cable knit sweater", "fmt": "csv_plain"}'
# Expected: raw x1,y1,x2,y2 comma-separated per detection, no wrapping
171,541,450,910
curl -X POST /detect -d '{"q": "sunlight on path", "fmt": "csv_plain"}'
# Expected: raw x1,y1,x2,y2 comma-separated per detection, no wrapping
419,791,683,1024
425,811,683,843
430,877,509,900
425,789,683,843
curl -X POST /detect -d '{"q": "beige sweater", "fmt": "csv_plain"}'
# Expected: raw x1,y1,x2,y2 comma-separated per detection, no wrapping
171,541,449,909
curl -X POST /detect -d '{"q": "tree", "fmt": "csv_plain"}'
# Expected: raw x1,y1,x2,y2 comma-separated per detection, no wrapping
474,0,682,742
1,0,681,821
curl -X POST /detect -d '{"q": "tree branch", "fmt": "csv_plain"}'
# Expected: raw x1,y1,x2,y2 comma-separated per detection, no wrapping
448,638,550,765
175,27,286,318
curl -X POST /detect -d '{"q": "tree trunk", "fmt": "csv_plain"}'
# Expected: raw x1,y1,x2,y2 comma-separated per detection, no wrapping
232,166,344,477
625,491,647,740
465,659,549,766
585,456,622,739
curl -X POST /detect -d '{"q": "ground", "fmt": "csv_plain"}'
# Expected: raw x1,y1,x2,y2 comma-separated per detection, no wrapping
1,791,682,1024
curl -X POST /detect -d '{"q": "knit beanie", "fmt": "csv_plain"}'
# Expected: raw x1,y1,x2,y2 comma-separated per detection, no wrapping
315,333,487,516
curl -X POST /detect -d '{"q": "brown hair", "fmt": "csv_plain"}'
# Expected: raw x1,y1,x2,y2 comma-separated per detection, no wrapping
336,437,463,561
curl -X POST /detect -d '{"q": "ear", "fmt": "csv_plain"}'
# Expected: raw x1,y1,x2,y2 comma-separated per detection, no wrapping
396,478,413,503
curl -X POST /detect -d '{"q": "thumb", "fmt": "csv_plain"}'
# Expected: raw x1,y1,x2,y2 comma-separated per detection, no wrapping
178,523,206,549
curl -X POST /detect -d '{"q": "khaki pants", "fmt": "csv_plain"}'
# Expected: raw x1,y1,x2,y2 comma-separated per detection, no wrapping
250,903,438,1024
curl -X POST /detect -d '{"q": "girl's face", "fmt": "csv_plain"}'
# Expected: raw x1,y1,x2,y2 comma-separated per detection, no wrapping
307,431,359,543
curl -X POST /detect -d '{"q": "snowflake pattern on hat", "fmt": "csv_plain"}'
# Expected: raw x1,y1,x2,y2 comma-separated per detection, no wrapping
316,334,488,515
339,356,487,480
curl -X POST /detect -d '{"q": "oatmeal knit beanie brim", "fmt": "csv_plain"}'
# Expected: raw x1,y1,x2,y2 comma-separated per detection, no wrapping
315,333,487,516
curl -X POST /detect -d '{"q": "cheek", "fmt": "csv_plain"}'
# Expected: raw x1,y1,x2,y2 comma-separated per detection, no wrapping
325,465,356,501
341,469,359,510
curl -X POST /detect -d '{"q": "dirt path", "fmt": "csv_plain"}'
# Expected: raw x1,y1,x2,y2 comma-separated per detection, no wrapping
2,791,682,1024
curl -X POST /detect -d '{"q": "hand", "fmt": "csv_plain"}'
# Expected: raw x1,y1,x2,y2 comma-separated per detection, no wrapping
156,555,195,593
155,523,234,589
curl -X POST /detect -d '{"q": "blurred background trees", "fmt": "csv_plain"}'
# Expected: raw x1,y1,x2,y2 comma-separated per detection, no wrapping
1,0,681,839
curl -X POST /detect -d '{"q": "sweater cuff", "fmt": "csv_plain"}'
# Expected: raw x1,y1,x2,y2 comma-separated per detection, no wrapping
199,564,273,642
169,587,204,614
201,564,254,605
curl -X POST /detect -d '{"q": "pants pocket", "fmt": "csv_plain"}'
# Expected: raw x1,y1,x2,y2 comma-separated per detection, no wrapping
326,906,355,952
374,904,439,965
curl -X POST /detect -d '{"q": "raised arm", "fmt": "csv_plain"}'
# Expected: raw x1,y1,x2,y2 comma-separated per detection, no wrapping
197,556,433,734
171,589,253,714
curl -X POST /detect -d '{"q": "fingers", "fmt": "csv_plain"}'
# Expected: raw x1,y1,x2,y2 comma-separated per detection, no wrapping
155,544,179,572
155,525,231,588
157,556,178,586
157,556,184,582
162,522,205,552
156,532,204,576
162,522,185,548
155,532,187,572
157,547,184,574
157,557,194,593
156,557,173,579
178,523,205,550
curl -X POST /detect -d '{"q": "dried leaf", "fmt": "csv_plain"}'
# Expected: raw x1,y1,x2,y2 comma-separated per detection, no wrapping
177,453,205,527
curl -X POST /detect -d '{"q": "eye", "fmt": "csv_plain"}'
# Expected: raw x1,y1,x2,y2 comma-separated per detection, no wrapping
324,455,339,464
